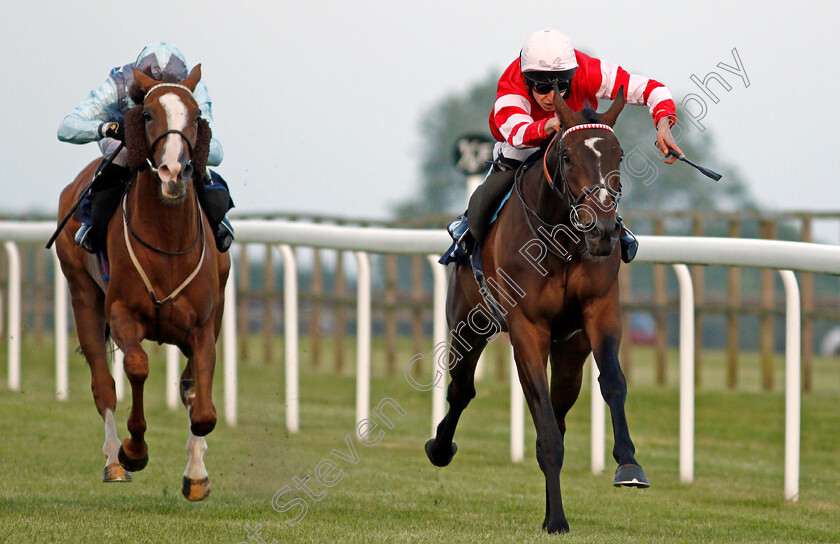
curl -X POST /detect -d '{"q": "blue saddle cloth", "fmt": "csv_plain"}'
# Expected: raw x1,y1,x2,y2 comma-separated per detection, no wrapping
438,186,514,269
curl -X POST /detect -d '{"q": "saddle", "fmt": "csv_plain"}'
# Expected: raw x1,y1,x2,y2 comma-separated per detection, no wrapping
438,151,546,331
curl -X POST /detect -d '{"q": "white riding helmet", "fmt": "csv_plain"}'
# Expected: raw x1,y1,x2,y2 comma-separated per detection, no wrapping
520,29,577,73
134,42,189,81
520,29,578,96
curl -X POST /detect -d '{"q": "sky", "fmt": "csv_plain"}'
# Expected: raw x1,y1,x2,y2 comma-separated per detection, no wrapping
2,1,839,239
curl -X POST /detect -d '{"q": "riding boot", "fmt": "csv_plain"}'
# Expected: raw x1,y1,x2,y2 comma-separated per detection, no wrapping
446,214,474,256
74,161,131,253
617,214,638,263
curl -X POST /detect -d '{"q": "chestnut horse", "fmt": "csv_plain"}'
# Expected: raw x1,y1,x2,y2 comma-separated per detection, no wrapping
425,89,647,533
55,65,229,501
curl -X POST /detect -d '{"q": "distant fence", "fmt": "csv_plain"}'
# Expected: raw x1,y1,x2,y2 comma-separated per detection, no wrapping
214,209,840,393
2,210,839,393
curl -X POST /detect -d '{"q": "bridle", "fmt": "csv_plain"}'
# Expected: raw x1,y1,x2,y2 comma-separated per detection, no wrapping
542,123,622,230
142,83,197,178
515,122,623,261
120,82,207,336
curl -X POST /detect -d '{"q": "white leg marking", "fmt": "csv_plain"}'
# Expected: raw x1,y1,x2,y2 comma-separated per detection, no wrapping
103,408,121,465
184,431,208,480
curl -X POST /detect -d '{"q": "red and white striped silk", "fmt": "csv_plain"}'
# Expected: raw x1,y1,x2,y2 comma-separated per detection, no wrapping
489,50,676,149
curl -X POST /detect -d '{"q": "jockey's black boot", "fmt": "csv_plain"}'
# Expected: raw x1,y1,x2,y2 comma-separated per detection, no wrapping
617,214,638,263
446,214,474,257
74,161,130,253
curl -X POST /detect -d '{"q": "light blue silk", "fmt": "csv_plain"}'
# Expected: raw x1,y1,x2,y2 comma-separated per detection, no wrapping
57,45,223,166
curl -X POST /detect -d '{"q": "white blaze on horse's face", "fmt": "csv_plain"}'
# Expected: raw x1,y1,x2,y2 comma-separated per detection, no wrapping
157,92,189,197
584,137,610,206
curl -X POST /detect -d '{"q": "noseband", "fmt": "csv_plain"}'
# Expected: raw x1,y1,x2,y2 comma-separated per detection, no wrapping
143,83,197,176
543,123,622,230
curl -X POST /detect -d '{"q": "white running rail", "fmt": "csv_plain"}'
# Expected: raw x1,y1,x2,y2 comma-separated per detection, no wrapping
3,221,838,503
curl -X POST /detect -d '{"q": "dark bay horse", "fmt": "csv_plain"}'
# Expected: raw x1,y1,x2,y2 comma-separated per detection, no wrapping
426,89,647,533
55,65,230,501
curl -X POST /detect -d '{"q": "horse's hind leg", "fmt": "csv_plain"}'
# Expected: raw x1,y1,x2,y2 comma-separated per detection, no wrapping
425,270,492,467
108,303,150,473
60,259,129,482
548,333,589,437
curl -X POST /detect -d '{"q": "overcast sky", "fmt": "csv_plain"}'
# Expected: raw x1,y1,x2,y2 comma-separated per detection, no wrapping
2,1,839,237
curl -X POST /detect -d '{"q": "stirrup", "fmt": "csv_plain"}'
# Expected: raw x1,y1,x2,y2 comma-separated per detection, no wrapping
617,216,638,263
214,217,234,253
447,216,474,256
74,224,96,253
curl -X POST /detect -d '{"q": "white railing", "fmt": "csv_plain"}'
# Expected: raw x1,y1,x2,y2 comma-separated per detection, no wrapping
3,220,840,502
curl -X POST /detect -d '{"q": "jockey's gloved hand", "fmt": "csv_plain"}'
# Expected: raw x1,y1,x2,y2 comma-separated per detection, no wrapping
98,121,125,141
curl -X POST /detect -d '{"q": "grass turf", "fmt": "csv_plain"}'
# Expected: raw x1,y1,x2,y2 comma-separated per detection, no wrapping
0,338,837,543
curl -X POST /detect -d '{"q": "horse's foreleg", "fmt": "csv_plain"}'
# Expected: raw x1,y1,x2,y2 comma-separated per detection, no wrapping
511,322,569,534
179,328,216,501
186,327,217,437
181,429,211,501
425,271,488,467
583,291,649,487
109,304,150,472
64,267,129,481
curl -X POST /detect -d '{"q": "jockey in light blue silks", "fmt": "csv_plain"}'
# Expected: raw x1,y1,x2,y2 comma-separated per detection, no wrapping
57,42,234,253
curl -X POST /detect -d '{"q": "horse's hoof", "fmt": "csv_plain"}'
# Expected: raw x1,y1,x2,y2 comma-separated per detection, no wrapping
182,476,211,501
102,463,132,483
425,439,458,467
614,463,650,488
542,518,570,534
118,444,149,472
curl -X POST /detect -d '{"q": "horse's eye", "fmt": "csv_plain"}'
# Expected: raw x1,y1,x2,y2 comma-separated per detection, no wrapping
143,111,152,122
561,153,571,165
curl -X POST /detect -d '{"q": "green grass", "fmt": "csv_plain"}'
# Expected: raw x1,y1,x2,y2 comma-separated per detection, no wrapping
0,337,838,543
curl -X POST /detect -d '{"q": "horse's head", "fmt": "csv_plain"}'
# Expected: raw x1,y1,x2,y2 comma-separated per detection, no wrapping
124,64,211,202
549,87,626,260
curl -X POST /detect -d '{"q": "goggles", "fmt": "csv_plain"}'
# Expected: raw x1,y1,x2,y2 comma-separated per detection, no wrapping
524,68,576,96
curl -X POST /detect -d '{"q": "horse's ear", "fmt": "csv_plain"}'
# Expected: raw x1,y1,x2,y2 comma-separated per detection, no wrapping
131,66,157,94
183,64,202,93
124,106,150,171
192,117,211,180
601,85,626,127
552,90,577,133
